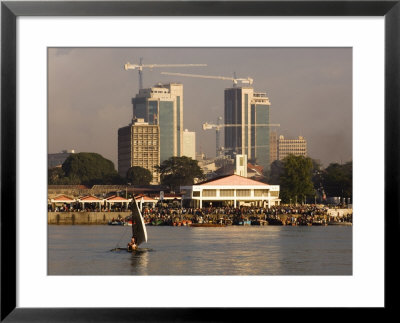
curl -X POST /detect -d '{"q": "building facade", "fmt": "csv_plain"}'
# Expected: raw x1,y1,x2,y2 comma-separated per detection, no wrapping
277,135,307,160
132,83,183,162
224,87,272,172
181,174,280,208
269,130,278,164
182,129,196,160
234,154,247,177
118,119,160,183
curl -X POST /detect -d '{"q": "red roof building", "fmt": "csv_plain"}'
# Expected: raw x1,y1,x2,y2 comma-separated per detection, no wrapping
50,195,76,203
181,174,280,208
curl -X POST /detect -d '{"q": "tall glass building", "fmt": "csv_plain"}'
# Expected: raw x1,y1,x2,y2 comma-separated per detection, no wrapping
132,83,183,162
224,87,272,172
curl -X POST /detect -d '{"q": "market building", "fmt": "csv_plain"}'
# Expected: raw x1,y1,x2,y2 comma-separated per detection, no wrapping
181,174,280,208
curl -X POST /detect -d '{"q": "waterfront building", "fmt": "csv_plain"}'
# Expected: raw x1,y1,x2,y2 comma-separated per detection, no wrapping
49,194,76,211
118,118,160,183
105,195,132,210
48,149,75,168
277,135,307,160
181,174,280,208
182,129,196,160
131,83,183,162
224,87,271,172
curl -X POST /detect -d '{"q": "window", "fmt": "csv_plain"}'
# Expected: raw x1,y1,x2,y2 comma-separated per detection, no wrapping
270,191,279,197
254,189,269,197
202,189,216,197
220,189,234,197
192,191,200,197
236,189,250,197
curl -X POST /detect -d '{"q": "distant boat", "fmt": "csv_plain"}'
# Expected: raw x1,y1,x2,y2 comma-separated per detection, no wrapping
108,221,124,226
150,219,164,226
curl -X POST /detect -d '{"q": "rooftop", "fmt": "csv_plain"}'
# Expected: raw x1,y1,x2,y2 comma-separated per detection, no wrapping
197,174,267,186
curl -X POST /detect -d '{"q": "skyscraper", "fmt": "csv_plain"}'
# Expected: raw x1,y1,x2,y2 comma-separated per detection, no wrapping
118,118,160,183
224,87,271,172
132,83,183,162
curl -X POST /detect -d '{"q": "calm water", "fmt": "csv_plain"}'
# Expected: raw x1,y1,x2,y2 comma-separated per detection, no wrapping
48,225,352,275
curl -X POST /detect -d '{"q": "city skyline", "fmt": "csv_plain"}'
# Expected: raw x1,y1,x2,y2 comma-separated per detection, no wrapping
48,47,352,168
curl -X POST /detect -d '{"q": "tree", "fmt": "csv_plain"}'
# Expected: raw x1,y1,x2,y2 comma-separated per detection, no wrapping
48,167,65,184
61,152,121,185
126,166,153,185
322,161,352,198
156,156,205,191
279,155,315,204
264,159,284,185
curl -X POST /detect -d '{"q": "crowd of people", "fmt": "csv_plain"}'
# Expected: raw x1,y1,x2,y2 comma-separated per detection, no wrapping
139,204,351,226
48,204,129,212
49,201,352,226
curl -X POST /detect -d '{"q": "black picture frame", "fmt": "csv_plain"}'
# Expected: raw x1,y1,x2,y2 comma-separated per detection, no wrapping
1,1,399,321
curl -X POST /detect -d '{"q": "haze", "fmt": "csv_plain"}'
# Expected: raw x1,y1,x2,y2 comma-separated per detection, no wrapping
48,47,352,168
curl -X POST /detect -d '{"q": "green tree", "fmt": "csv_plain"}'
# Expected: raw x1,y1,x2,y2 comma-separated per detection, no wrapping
279,155,315,204
61,152,120,186
322,161,352,198
156,156,205,191
126,166,153,185
264,159,284,185
48,167,65,184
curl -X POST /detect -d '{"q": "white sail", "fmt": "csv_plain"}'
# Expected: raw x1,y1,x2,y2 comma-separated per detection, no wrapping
131,197,148,246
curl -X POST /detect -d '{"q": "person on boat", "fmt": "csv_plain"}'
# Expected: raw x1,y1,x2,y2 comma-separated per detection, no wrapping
127,236,137,251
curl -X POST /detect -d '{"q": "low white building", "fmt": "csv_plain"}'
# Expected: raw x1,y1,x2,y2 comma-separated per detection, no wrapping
181,174,280,208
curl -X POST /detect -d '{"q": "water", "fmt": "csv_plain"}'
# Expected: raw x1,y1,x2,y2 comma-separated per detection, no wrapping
48,225,352,275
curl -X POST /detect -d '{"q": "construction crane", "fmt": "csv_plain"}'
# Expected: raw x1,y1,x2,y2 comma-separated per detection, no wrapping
202,122,280,130
161,72,254,87
202,121,280,157
124,58,207,90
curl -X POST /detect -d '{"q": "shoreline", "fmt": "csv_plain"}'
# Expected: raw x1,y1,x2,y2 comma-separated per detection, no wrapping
47,211,352,226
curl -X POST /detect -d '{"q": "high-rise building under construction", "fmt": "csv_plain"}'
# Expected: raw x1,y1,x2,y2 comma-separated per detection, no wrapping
131,83,183,162
224,87,272,172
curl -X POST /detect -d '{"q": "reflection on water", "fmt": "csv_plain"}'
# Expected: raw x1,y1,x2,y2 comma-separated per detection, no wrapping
130,249,150,275
48,225,352,275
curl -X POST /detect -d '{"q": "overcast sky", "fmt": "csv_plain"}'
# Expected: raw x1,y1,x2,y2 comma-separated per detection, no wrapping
48,47,352,168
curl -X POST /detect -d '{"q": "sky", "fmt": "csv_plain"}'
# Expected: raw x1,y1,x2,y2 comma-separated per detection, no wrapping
48,47,352,168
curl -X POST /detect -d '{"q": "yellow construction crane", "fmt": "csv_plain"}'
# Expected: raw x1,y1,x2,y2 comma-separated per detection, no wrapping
124,58,207,90
202,122,280,130
161,72,254,87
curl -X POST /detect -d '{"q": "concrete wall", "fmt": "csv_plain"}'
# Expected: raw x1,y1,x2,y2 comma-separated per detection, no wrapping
48,211,131,225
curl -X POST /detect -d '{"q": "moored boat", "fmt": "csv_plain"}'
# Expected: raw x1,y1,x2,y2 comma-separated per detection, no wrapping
108,221,124,225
